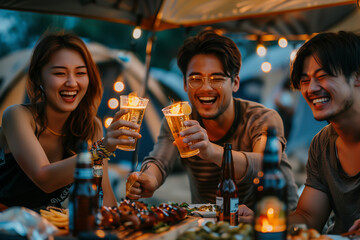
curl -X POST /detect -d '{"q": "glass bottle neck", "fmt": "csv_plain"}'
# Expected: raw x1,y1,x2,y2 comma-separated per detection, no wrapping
222,150,235,179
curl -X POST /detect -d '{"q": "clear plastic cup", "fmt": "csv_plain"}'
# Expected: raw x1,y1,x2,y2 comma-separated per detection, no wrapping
117,95,149,151
162,101,199,158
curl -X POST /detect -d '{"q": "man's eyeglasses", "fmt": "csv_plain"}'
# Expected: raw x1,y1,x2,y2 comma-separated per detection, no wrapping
187,75,231,89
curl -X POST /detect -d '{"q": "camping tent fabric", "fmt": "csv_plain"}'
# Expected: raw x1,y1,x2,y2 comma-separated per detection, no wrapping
0,0,356,31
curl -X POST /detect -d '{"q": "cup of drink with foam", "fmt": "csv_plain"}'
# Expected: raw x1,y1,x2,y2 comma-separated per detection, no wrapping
162,101,199,158
117,94,149,151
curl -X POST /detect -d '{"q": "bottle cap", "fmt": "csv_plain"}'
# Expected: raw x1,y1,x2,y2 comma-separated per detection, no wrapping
266,126,277,137
224,143,232,150
77,141,89,152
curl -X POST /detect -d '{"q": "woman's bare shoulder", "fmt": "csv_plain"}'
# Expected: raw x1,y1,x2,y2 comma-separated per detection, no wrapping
2,104,35,128
3,104,32,117
1,105,34,151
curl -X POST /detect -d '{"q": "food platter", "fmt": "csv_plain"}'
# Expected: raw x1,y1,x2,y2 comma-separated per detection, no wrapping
186,203,216,218
115,216,200,240
52,216,200,240
3,203,353,240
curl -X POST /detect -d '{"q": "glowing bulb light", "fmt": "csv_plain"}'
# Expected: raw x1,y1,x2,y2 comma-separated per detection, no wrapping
261,62,272,73
278,37,288,48
257,44,267,57
104,117,113,128
290,49,298,61
132,26,142,39
114,81,125,92
108,98,119,109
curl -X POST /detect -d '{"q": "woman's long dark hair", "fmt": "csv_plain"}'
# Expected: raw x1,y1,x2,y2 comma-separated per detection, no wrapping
27,31,103,155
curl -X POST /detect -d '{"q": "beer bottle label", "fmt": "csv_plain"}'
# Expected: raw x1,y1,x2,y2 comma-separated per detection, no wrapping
230,198,239,213
75,168,93,179
216,196,224,221
254,196,287,234
230,198,239,226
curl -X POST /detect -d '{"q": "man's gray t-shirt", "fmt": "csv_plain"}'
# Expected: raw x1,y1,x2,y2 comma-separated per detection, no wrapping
305,124,360,234
142,98,298,210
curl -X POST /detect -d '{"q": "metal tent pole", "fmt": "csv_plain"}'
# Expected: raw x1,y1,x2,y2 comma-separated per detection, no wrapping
131,31,156,171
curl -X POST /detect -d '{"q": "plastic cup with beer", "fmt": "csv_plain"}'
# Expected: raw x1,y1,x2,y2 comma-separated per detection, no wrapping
118,94,149,151
162,101,200,158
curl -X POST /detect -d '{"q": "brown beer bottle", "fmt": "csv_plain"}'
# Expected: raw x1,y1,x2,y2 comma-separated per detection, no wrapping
69,141,96,236
92,163,103,209
254,127,287,240
216,143,239,226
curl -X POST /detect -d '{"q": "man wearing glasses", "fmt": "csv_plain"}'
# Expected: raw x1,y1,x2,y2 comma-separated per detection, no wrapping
126,30,298,210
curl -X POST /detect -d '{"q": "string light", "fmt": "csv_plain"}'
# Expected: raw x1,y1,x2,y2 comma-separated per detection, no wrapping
104,117,113,128
261,61,272,73
132,26,142,39
278,37,288,48
114,81,125,92
256,43,267,57
108,98,119,109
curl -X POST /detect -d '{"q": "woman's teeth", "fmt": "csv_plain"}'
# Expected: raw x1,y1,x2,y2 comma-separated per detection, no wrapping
312,97,329,105
60,91,77,98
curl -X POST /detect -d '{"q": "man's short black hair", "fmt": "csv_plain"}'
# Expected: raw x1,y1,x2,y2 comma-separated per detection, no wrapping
177,30,241,82
291,31,360,89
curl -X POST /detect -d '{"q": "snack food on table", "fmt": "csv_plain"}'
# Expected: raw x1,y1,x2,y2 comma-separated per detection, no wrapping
181,203,216,218
99,199,188,230
40,206,69,229
287,227,333,240
185,203,214,212
39,201,187,232
177,221,253,240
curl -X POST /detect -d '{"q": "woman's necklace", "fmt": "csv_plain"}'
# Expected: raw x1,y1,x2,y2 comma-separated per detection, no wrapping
46,126,65,136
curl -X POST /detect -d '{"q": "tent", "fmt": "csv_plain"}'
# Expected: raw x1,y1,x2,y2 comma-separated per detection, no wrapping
0,1,359,96
0,1,359,97
0,0,357,32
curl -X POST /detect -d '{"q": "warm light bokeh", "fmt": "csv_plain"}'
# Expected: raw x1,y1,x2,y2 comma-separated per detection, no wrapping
261,62,272,73
261,219,274,232
114,81,125,92
132,26,142,39
267,208,274,218
256,44,267,57
104,117,113,128
108,98,119,109
278,37,288,48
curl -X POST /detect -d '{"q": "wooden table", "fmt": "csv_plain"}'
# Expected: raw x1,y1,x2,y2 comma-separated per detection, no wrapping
54,216,201,240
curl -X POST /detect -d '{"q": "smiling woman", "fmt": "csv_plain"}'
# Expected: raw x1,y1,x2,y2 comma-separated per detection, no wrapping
0,31,143,211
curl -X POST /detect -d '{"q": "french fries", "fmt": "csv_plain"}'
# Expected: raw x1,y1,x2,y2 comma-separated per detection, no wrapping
40,207,69,229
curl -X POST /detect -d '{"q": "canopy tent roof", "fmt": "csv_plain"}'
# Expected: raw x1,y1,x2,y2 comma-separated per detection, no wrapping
0,0,357,34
